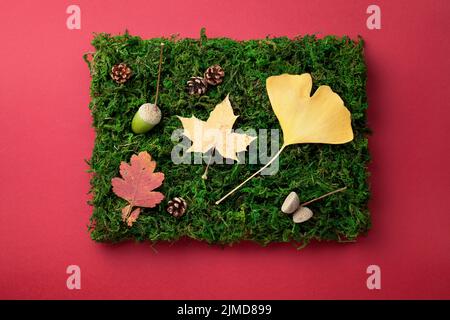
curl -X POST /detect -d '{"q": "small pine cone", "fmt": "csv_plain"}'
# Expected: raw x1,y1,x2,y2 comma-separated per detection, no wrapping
166,197,187,218
111,63,132,84
187,76,208,95
204,65,225,86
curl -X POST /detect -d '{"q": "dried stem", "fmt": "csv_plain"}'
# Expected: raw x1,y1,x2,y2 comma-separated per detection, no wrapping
215,144,286,205
302,186,347,206
153,43,164,107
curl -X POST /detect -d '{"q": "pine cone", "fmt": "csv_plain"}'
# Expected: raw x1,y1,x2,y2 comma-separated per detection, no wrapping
204,65,225,86
111,63,132,84
166,197,187,218
187,76,208,95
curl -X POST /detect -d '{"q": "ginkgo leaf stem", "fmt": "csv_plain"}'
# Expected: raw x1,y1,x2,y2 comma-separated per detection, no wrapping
202,148,215,180
153,43,164,108
215,144,286,205
301,186,347,206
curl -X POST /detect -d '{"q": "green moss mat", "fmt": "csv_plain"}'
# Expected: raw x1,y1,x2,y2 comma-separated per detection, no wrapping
85,30,370,247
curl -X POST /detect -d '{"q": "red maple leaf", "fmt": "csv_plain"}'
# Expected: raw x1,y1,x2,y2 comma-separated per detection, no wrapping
111,151,165,226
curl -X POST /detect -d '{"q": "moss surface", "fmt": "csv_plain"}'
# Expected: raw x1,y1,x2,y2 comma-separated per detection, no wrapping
85,30,370,247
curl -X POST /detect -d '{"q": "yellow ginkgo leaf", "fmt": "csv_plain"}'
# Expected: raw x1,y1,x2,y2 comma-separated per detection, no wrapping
216,73,354,205
177,95,256,179
267,73,353,145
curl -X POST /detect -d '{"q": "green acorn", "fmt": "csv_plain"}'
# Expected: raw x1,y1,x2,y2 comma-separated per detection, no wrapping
131,43,164,135
131,103,162,134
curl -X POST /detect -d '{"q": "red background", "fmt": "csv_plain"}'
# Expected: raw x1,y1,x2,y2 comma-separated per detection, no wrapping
0,0,449,299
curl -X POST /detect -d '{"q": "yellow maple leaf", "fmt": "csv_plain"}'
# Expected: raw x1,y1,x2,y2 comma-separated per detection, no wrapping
178,95,256,178
216,73,354,204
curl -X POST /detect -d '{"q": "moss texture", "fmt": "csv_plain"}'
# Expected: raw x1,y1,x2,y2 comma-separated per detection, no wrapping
85,30,370,247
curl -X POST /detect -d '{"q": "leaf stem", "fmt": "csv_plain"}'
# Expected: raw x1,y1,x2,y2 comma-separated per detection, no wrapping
125,204,132,218
153,43,164,107
202,148,215,180
215,144,286,205
301,186,347,206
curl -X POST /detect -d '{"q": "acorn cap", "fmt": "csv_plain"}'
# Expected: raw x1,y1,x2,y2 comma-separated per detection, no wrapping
131,103,162,134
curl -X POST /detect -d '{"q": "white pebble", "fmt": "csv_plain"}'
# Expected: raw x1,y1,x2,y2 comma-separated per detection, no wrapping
292,206,313,223
281,192,300,214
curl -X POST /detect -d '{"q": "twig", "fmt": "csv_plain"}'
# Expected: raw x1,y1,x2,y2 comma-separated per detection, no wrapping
302,187,347,206
153,43,164,107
